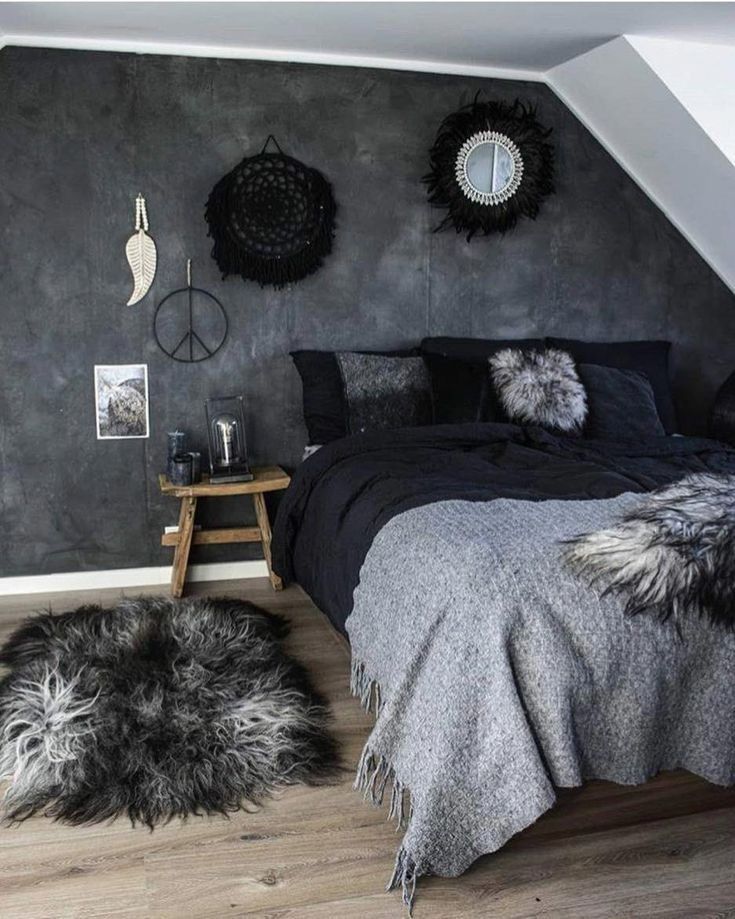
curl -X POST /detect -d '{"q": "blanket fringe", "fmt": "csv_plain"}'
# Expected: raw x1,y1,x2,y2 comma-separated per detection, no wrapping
351,657,419,915
350,659,383,715
388,845,418,916
354,744,410,827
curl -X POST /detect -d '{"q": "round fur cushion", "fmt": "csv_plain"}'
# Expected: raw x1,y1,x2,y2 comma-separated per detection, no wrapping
0,597,338,826
489,347,587,432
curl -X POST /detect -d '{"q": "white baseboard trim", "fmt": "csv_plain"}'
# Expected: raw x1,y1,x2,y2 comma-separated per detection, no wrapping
0,560,269,597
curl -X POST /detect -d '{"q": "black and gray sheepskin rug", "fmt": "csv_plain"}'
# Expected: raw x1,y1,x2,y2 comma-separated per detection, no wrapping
563,472,735,630
0,596,338,826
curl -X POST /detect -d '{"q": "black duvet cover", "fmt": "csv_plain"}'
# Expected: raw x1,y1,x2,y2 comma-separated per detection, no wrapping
272,423,735,634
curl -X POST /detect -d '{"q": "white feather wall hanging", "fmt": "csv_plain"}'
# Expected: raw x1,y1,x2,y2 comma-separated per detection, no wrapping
125,194,157,305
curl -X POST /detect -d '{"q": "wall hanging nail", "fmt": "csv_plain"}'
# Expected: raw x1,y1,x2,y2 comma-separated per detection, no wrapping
205,135,336,289
126,194,157,305
153,259,228,362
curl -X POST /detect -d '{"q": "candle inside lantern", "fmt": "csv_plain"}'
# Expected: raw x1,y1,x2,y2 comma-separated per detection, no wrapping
205,396,253,484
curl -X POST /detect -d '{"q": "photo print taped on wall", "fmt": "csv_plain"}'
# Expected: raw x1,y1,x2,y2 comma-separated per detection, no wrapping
94,364,150,439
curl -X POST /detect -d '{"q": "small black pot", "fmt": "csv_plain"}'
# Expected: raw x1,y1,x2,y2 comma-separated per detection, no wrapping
169,453,193,486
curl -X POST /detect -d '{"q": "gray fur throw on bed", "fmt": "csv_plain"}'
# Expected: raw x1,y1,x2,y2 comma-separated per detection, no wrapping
489,348,587,432
0,596,338,826
563,473,735,629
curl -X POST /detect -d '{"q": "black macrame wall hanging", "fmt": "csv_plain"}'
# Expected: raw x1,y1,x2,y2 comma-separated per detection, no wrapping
205,136,336,288
424,96,554,240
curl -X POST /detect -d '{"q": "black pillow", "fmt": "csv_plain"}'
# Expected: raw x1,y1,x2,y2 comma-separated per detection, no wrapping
422,353,490,424
421,337,545,422
290,348,424,443
578,363,665,440
290,351,345,444
546,338,676,433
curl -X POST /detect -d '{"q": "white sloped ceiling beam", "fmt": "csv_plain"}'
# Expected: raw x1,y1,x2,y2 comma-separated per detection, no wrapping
548,36,735,294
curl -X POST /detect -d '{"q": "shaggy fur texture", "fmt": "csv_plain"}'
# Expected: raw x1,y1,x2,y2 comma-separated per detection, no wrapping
489,348,587,432
0,597,338,826
563,473,735,629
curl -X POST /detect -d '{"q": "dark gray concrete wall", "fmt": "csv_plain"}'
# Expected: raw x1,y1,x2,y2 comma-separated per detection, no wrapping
2,46,734,577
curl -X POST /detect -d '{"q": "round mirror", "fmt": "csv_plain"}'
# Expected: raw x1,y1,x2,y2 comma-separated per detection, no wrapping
465,141,515,195
455,130,524,206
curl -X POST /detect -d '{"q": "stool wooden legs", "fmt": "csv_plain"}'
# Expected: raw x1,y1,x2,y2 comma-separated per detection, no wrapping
167,491,281,597
171,496,197,598
253,492,282,591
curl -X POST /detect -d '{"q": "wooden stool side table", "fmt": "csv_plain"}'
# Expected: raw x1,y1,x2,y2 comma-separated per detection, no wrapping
158,465,291,597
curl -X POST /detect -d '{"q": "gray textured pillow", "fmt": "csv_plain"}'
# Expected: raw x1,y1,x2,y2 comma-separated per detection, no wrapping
335,353,433,435
489,348,587,432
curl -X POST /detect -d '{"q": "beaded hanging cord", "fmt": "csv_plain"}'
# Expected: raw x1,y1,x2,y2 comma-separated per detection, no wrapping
125,193,157,305
205,135,337,289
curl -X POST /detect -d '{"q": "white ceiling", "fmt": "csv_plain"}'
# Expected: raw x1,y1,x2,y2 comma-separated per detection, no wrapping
2,2,735,77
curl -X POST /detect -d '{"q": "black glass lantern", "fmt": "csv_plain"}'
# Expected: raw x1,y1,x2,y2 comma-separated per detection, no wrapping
205,395,253,483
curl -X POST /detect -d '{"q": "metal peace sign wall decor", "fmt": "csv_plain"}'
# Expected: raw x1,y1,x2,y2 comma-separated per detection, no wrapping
154,260,228,363
205,135,337,289
424,96,555,240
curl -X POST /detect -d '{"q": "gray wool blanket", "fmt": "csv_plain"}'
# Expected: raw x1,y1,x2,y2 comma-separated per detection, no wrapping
346,495,735,912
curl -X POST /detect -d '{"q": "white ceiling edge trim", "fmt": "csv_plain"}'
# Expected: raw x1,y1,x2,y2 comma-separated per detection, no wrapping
545,38,735,295
0,33,545,82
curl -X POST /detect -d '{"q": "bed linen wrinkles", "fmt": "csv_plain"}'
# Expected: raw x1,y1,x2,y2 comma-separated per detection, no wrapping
272,423,735,634
271,423,735,910
346,496,735,908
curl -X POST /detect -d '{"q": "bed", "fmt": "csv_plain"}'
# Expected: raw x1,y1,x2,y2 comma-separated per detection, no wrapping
273,341,735,911
273,424,735,904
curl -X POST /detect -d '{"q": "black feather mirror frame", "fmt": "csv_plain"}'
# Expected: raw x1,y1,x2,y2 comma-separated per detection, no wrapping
424,96,555,240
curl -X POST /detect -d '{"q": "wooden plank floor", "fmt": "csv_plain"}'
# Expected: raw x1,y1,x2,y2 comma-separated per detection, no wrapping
1,579,734,918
